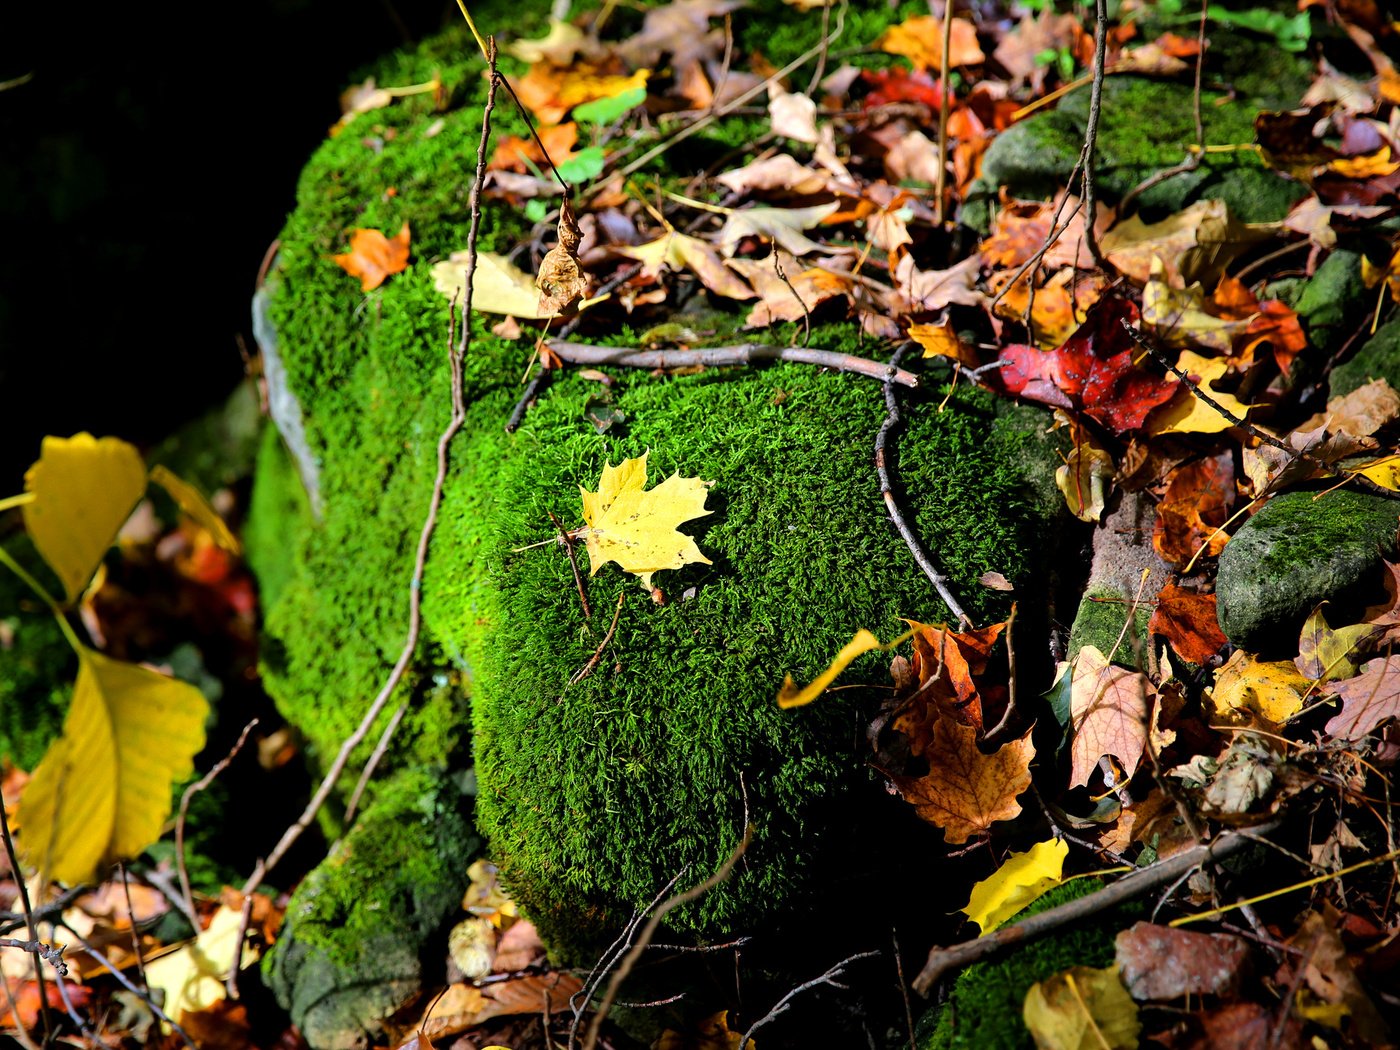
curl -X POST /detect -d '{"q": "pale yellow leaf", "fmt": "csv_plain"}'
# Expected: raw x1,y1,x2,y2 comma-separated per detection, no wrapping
144,905,257,1026
962,838,1068,934
148,466,240,554
431,251,557,319
1142,259,1251,353
1069,646,1149,789
1024,966,1141,1050
1056,444,1114,522
505,19,596,65
908,322,977,366
580,452,713,588
23,434,148,602
1207,650,1311,727
716,201,840,257
615,233,755,300
17,648,208,885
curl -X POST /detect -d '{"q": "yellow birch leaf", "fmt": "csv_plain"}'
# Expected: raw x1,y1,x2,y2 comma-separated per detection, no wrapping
962,838,1068,934
148,465,240,554
23,434,147,601
1352,453,1400,490
17,647,208,885
780,629,888,709
1146,351,1255,436
579,452,713,588
1024,966,1141,1050
144,904,258,1026
1207,650,1310,727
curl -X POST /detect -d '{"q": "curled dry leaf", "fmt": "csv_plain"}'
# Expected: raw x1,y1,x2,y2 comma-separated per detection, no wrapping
536,199,589,315
615,232,754,300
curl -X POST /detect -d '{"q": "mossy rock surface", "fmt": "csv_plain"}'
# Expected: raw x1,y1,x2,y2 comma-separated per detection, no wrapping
1216,489,1400,654
246,0,1067,1003
968,34,1312,229
1331,317,1400,398
264,767,481,1050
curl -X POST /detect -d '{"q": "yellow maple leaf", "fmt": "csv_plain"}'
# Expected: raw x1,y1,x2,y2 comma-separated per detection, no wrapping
1207,650,1311,727
962,838,1068,934
579,452,713,588
909,321,978,366
23,434,147,602
432,251,560,319
17,647,208,885
144,904,258,1027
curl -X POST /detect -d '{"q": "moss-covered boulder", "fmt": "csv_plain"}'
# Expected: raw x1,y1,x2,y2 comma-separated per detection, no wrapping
246,7,1068,1042
265,767,481,1050
1216,489,1400,653
1331,317,1400,398
967,34,1312,229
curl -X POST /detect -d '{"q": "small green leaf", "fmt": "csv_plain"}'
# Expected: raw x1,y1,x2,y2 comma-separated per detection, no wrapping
573,87,646,126
554,146,606,185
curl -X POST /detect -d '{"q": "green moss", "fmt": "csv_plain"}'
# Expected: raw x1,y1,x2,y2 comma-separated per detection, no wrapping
0,538,75,771
1068,587,1152,669
1294,250,1365,358
249,12,1066,967
918,878,1137,1050
1330,317,1400,398
243,426,312,612
263,766,481,1050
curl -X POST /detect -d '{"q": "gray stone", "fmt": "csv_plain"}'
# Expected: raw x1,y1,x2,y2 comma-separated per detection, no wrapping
1216,490,1400,653
1115,922,1251,1001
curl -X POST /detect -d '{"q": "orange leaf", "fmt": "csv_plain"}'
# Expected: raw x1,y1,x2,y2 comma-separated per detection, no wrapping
877,15,985,71
1152,453,1235,567
1150,581,1228,666
490,122,579,173
332,222,411,291
893,717,1033,843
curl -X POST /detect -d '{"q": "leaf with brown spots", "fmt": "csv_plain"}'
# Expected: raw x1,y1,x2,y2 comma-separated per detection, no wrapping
892,716,1034,843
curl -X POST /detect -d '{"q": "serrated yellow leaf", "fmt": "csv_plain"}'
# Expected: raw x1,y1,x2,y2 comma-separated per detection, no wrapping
17,647,208,885
579,452,713,588
23,434,147,601
144,904,257,1026
962,838,1068,934
148,465,240,554
1146,350,1255,436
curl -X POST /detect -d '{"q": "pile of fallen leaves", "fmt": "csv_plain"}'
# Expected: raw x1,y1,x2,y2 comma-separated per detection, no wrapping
9,0,1400,1046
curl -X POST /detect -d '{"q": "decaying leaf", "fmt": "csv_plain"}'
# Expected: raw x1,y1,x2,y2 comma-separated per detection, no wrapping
1142,259,1251,353
715,201,841,257
24,433,148,601
1325,654,1400,739
962,838,1068,934
893,718,1034,844
895,619,1007,740
1288,909,1390,1046
1056,438,1114,523
715,154,830,195
1023,966,1140,1050
1068,645,1149,789
1114,922,1251,1001
726,256,854,326
1101,199,1268,287
616,232,754,299
505,19,601,66
1296,603,1376,682
1152,453,1234,567
537,199,589,314
333,221,411,292
579,452,712,588
17,647,208,885
144,905,257,1026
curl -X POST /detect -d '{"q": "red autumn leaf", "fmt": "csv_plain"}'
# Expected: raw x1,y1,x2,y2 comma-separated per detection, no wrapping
860,67,947,111
1152,453,1235,567
1242,300,1308,373
1150,580,1229,665
0,980,91,1031
999,296,1180,434
333,221,411,291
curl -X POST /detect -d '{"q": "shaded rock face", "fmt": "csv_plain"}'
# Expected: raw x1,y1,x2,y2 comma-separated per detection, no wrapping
1216,490,1400,654
1331,317,1400,398
244,8,1069,1046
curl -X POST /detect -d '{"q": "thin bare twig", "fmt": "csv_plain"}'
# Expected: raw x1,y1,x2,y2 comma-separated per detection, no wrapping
118,863,153,1012
60,924,197,1050
0,939,67,977
772,251,811,348
551,510,592,619
581,826,752,1050
986,181,1084,311
547,340,920,387
570,591,624,686
876,344,972,627
226,886,258,1000
1080,0,1109,268
934,0,954,225
982,602,1020,746
892,928,916,1050
241,39,501,902
343,700,408,826
739,950,879,1049
0,784,51,1042
177,718,259,918
912,821,1279,995
805,0,833,97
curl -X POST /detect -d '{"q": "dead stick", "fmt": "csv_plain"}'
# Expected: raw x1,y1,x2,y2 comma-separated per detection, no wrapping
241,39,501,901
547,340,919,388
1080,0,1110,269
342,700,408,826
581,827,752,1050
740,950,878,1050
0,783,51,1042
876,344,972,627
570,591,624,686
550,510,592,619
177,718,259,919
912,822,1276,995
934,0,953,226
